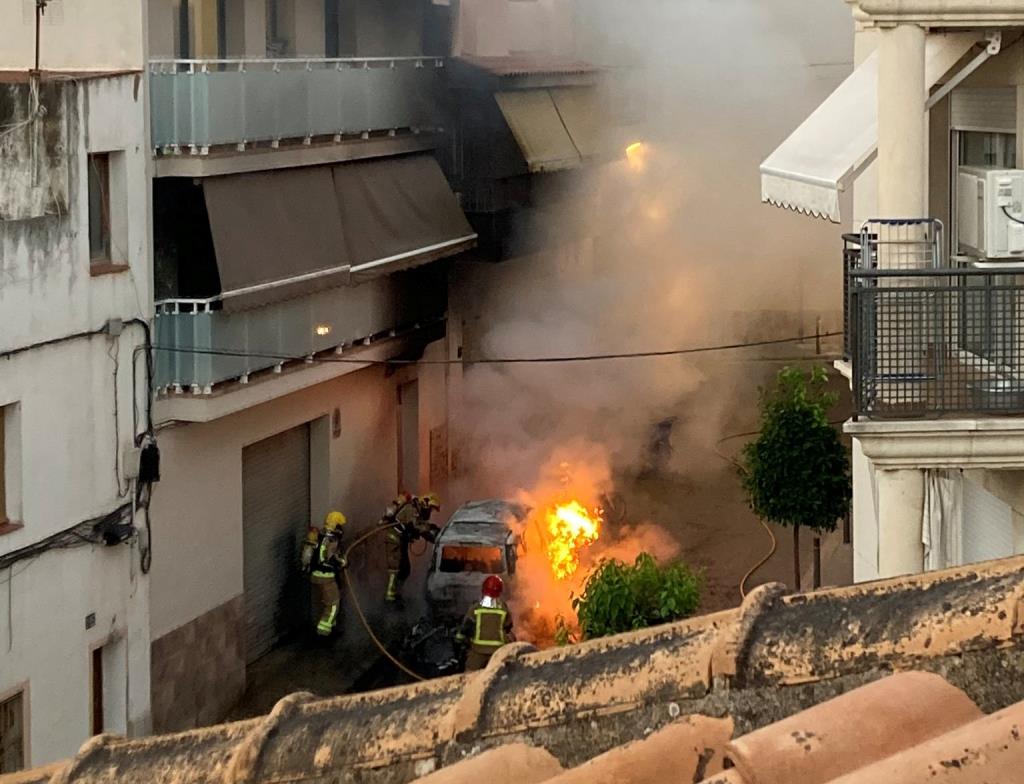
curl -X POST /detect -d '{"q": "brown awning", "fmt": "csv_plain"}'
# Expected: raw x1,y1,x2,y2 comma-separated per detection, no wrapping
549,87,602,160
494,87,604,173
332,154,477,282
203,167,350,311
495,90,581,173
203,155,475,310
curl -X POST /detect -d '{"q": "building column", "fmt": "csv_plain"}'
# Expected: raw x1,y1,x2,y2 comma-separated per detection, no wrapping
876,468,925,578
877,24,927,220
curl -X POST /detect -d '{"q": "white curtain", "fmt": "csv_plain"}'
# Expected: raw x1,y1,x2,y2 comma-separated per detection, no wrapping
922,469,963,571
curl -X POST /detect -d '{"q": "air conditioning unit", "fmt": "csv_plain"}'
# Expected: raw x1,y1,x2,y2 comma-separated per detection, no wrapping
957,166,1024,259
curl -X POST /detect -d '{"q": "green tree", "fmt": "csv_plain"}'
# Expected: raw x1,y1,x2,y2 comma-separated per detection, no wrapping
740,366,851,590
572,553,702,640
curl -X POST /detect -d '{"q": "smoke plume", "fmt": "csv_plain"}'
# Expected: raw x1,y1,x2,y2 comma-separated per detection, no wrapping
448,0,854,633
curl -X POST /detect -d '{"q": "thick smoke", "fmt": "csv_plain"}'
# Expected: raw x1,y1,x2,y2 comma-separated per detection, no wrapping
448,0,854,632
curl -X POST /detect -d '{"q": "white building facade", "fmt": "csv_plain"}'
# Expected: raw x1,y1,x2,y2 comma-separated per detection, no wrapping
0,5,155,768
763,0,1024,582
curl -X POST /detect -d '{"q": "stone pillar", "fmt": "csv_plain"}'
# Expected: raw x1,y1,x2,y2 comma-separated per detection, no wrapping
876,468,925,578
877,24,927,220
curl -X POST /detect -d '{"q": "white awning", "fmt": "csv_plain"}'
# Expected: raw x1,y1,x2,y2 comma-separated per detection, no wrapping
761,34,979,223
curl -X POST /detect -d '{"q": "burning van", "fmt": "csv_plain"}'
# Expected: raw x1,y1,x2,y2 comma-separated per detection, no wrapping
425,500,527,619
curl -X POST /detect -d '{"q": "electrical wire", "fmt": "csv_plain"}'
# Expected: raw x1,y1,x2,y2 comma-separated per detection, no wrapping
152,331,843,368
1002,206,1024,227
340,524,428,682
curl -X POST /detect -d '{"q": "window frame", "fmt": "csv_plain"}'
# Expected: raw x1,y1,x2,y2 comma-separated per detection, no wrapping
87,152,112,265
0,685,29,775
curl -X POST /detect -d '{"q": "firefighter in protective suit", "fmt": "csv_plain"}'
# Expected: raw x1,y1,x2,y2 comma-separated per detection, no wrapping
310,511,348,637
456,575,514,671
383,492,441,603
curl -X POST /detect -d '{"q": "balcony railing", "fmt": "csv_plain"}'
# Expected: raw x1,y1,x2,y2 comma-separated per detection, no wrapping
153,279,443,393
149,57,446,153
848,263,1024,418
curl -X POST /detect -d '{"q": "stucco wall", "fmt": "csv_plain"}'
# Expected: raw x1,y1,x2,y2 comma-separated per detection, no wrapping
0,74,152,768
0,0,145,71
148,364,394,640
0,543,149,767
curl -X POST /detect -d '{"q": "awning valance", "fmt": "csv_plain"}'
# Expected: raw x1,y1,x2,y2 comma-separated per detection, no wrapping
495,87,602,173
760,34,978,223
203,155,475,310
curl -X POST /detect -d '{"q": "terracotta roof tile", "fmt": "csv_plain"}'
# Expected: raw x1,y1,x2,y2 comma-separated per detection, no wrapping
724,672,983,784
416,743,563,784
823,698,1024,783
10,556,1024,784
456,55,598,77
544,715,734,784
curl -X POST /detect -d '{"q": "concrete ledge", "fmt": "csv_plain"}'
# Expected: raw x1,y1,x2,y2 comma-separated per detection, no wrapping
846,417,1024,468
851,0,1024,27
153,134,440,178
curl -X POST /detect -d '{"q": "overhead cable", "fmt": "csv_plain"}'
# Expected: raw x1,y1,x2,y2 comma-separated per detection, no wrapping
152,330,843,367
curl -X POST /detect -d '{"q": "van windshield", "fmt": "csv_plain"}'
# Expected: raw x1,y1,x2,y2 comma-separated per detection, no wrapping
439,545,505,574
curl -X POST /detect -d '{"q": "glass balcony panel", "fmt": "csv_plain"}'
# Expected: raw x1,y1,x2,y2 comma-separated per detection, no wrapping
150,58,442,149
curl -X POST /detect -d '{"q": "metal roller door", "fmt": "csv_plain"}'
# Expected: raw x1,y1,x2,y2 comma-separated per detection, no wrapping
242,424,310,663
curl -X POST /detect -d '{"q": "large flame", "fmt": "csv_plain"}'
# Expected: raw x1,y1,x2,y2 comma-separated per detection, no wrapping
546,500,601,580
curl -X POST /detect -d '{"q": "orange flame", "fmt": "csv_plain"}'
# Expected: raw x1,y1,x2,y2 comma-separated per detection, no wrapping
546,500,601,580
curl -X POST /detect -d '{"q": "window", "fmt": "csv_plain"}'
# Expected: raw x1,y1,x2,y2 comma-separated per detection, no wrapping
0,404,21,531
958,131,1016,169
0,409,6,524
91,647,104,736
87,152,128,274
439,545,505,574
0,691,25,774
88,153,111,262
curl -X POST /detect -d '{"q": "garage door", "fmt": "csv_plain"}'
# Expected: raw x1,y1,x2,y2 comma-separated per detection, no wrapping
242,424,311,663
962,478,1015,566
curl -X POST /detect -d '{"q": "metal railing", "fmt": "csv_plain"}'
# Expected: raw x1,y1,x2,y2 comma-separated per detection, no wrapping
849,265,1024,417
149,56,446,152
153,279,443,393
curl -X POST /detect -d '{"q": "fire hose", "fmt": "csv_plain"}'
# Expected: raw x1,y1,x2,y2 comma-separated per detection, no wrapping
340,524,428,682
712,434,777,600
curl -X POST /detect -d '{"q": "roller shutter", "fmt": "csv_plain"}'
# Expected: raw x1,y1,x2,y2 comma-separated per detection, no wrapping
242,424,311,663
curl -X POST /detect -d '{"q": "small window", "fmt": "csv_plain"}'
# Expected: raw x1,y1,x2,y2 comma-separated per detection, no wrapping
0,691,25,774
88,153,111,262
0,404,20,530
0,408,6,524
439,545,505,574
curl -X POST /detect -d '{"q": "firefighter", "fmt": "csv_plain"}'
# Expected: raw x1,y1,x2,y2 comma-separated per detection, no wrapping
456,575,514,671
383,492,442,603
310,511,348,637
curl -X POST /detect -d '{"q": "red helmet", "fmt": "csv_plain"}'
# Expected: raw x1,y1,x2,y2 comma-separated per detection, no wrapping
482,575,504,599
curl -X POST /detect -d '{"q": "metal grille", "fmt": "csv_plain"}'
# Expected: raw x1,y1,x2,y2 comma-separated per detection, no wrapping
849,265,1024,417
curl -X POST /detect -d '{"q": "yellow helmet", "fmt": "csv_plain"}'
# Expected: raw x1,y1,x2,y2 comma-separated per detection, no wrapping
420,492,441,511
324,511,347,532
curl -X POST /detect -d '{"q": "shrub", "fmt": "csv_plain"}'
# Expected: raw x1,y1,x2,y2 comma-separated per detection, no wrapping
572,553,702,639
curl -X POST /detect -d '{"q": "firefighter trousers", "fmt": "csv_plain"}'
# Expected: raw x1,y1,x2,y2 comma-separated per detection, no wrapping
312,575,340,636
385,531,412,600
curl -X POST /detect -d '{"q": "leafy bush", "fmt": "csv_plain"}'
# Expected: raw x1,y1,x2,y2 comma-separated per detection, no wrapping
572,553,702,639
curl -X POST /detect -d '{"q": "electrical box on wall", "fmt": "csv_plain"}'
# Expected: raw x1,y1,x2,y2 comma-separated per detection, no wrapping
957,166,1024,259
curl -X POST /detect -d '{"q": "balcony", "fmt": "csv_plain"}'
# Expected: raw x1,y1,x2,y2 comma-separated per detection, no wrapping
149,57,446,153
846,221,1024,418
153,269,445,395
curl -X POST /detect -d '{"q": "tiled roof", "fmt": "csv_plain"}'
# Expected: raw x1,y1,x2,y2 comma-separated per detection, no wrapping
9,556,1024,783
456,55,598,77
